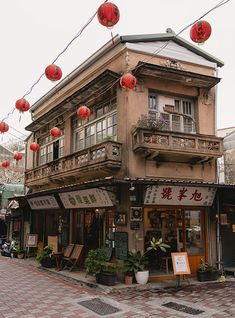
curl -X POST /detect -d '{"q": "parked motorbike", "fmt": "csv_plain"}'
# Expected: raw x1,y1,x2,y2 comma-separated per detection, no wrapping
0,240,17,257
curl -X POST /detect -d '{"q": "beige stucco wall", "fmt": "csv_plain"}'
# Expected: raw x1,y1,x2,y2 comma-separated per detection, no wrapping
27,40,219,185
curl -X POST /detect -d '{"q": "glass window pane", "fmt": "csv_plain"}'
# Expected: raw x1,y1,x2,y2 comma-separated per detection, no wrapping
185,210,203,255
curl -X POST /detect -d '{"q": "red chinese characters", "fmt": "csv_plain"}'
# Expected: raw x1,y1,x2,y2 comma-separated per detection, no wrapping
161,187,172,200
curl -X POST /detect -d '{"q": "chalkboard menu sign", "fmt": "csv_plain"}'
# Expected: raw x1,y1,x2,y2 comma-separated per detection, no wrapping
114,232,128,260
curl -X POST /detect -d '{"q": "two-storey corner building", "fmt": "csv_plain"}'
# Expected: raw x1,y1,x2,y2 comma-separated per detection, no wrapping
24,30,224,279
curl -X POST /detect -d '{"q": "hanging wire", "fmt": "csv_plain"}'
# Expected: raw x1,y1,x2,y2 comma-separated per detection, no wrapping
0,0,108,124
0,0,231,126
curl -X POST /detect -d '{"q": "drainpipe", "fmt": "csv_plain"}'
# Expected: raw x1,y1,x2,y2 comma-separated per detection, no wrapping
216,191,221,268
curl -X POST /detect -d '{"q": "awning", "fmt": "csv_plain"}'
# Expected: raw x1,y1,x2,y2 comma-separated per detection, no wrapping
8,200,20,209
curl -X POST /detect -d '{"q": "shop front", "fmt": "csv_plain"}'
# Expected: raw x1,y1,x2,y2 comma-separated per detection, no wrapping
143,184,217,277
27,195,69,252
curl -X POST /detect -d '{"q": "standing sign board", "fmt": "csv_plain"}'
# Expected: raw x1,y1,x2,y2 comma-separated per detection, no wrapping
171,252,191,275
26,234,38,247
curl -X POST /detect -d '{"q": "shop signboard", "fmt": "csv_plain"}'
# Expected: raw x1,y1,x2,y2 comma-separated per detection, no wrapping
27,195,59,210
144,185,216,206
59,188,114,209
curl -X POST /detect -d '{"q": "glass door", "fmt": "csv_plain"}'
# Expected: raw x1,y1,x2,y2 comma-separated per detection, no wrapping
144,207,205,274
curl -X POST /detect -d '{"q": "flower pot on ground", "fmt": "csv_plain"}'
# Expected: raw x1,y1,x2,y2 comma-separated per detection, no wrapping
17,251,25,259
14,244,25,259
36,245,55,268
128,238,170,285
124,274,133,285
197,259,219,282
85,248,121,286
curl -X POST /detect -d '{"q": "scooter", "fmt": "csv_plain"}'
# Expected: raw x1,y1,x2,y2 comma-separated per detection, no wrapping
0,240,17,257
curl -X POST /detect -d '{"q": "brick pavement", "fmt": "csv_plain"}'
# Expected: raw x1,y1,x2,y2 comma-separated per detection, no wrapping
1,256,235,317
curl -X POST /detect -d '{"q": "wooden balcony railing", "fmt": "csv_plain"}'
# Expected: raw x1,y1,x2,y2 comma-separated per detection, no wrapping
132,127,223,162
25,141,122,186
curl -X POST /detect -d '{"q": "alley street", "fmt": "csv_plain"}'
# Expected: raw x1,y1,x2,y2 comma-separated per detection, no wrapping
0,257,235,318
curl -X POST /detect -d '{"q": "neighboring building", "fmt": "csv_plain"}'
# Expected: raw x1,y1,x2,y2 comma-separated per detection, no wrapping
0,142,25,184
24,30,224,278
0,183,24,242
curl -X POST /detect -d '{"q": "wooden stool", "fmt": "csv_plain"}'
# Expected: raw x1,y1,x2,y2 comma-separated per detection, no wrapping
160,256,171,274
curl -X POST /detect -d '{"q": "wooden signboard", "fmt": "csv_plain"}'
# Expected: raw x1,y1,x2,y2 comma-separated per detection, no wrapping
26,234,38,248
171,252,191,275
48,236,58,253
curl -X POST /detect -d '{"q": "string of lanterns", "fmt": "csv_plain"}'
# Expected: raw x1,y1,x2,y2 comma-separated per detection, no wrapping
0,0,230,169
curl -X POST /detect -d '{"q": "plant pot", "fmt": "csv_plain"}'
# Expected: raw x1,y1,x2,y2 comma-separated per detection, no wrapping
135,270,149,284
125,275,133,285
96,272,116,286
197,270,219,282
17,253,24,259
40,258,55,268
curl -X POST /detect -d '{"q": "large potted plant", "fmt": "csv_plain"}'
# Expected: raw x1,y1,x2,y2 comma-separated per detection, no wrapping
130,238,170,285
85,248,120,286
36,245,55,268
197,258,219,282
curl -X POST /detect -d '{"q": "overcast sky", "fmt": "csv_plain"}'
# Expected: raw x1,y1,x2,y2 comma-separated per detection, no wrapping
0,0,233,143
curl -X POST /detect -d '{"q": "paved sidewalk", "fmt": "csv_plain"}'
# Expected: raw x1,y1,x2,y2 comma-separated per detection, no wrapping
8,256,217,293
1,256,235,317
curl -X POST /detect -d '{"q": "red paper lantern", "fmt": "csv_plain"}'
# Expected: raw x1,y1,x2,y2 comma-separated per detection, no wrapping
120,73,137,90
97,2,120,27
2,161,10,168
50,127,61,138
77,106,91,119
45,64,62,81
13,152,23,161
15,98,30,112
30,142,40,152
190,20,212,44
0,121,9,133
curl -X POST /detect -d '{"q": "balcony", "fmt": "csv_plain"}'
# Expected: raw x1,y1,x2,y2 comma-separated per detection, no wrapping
25,141,122,188
132,127,223,164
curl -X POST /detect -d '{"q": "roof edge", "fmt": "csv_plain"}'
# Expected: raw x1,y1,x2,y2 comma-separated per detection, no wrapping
120,32,224,68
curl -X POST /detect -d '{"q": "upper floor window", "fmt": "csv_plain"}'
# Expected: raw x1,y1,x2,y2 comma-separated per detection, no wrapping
148,92,195,133
72,97,117,152
39,130,64,165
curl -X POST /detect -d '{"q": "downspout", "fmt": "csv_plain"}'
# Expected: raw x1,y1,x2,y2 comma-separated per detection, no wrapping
216,191,221,268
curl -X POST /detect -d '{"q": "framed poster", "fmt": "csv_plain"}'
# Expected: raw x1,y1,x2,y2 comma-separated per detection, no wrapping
115,212,127,226
26,234,38,247
171,252,191,275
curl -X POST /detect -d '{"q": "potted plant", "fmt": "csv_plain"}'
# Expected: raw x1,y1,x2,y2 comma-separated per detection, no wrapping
36,245,55,268
197,258,219,282
85,248,120,286
122,253,139,285
136,114,168,131
15,245,25,259
130,238,170,285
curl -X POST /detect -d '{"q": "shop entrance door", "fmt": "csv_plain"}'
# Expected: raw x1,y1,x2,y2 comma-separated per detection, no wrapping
144,207,205,274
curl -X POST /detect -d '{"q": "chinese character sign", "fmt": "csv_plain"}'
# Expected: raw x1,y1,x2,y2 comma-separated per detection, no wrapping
144,185,216,206
59,188,114,208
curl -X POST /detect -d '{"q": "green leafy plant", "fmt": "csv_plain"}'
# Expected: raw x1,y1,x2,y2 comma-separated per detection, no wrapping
136,114,168,131
36,245,54,263
198,258,217,272
14,244,24,255
126,238,170,273
85,249,107,276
